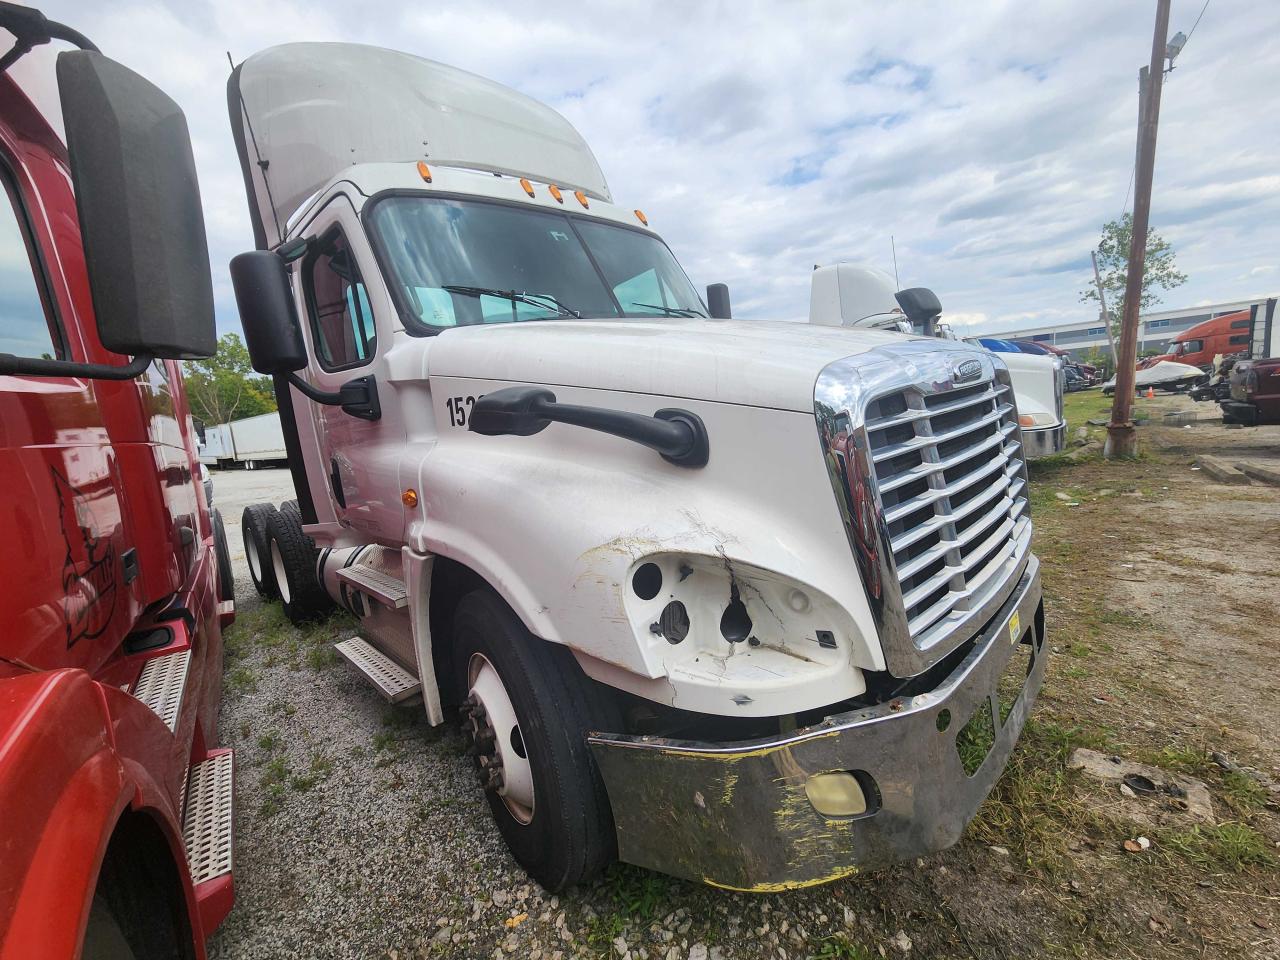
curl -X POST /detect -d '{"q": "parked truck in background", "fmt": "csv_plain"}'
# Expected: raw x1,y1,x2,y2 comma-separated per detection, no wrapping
197,410,286,469
228,42,1046,893
1220,298,1279,425
809,264,1067,458
0,5,236,956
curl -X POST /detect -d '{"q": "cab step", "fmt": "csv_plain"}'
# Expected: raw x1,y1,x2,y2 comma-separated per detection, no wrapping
336,563,408,609
334,636,421,703
133,648,191,732
182,750,234,885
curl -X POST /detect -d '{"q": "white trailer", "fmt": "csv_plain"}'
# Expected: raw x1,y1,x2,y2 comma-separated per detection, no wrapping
197,411,286,468
808,263,1066,457
225,43,1047,893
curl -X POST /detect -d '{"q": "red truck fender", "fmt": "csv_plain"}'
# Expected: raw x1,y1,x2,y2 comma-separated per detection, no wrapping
0,670,202,959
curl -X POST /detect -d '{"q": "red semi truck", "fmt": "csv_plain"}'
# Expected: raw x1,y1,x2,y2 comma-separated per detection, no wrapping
0,5,236,957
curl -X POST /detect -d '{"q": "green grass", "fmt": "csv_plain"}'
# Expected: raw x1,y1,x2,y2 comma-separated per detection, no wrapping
809,937,876,960
1160,822,1275,871
956,703,996,776
227,666,257,693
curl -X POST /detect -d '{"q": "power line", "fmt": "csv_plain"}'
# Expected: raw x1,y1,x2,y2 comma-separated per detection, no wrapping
1184,0,1211,45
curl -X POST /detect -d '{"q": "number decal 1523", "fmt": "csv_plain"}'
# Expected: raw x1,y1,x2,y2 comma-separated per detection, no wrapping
446,395,478,427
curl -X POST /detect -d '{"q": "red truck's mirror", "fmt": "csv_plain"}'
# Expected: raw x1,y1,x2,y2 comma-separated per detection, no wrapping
57,50,216,359
230,250,308,374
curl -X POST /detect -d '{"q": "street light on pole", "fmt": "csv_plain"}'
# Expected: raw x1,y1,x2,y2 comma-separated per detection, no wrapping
1106,0,1184,459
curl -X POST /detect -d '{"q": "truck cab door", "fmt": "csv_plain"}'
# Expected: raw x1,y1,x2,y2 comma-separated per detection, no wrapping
290,196,403,539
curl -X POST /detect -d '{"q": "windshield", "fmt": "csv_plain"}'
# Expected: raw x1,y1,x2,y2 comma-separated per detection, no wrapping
367,196,706,330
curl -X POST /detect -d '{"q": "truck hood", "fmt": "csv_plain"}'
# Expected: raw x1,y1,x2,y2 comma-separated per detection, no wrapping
425,318,959,413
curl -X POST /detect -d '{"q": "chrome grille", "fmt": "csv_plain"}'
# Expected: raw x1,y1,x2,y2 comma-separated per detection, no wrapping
865,376,1030,650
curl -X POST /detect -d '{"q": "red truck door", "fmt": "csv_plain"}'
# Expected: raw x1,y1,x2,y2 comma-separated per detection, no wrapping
0,97,142,674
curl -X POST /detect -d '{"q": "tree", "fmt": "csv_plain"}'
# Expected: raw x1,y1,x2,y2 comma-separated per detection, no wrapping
183,332,276,425
1080,212,1187,360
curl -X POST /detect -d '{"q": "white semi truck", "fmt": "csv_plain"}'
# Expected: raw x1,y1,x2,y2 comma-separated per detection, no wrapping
228,43,1047,892
197,410,286,468
809,263,1067,458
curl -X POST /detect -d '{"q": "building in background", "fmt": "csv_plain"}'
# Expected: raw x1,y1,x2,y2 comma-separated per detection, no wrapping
985,295,1275,359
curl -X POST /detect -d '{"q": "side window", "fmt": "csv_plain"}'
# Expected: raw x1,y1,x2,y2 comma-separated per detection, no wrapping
1228,334,1250,346
0,165,64,360
303,228,376,370
1182,339,1204,353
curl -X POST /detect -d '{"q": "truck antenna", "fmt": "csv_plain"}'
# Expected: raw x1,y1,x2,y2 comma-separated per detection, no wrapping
891,236,901,289
228,50,285,244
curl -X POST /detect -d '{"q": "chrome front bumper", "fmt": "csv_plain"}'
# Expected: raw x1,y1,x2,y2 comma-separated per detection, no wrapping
1022,423,1066,458
587,556,1045,891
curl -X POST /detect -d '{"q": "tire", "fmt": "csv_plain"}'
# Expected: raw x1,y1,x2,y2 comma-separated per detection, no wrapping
212,509,234,604
280,498,300,522
265,506,333,625
81,895,137,960
453,590,619,891
241,503,279,599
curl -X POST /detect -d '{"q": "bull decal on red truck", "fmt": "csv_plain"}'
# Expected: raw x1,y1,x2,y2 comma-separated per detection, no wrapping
52,466,117,647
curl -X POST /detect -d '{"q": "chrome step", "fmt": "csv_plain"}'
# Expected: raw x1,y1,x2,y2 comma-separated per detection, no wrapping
133,649,191,732
336,564,408,609
182,751,234,886
334,636,421,703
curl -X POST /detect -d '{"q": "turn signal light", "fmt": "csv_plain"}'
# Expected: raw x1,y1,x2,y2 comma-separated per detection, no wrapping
1019,412,1057,428
548,184,564,203
416,161,432,183
519,178,534,197
634,209,648,226
574,190,589,208
402,489,419,508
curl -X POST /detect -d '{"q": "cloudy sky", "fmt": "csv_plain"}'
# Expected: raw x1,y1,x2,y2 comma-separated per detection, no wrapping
28,0,1280,335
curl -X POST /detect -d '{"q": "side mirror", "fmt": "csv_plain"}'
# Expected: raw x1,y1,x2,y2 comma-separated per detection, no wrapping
894,287,942,335
57,51,215,359
230,251,307,374
706,283,732,320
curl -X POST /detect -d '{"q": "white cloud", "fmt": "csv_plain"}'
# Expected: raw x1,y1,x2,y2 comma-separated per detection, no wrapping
32,0,1280,336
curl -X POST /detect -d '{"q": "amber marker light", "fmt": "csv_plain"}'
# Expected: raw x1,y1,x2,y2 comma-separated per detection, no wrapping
574,190,589,208
548,184,564,203
402,489,419,508
416,161,432,183
520,178,535,197
634,209,648,226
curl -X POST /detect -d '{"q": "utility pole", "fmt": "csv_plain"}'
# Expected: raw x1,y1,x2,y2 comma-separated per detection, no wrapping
1106,0,1171,459
1091,250,1116,373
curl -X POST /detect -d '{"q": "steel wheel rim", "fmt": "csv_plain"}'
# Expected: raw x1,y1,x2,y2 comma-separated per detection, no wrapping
247,529,263,583
270,540,290,604
467,652,535,824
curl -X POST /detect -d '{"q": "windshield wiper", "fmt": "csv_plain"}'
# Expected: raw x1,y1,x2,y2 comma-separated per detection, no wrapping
630,302,706,318
442,285,581,319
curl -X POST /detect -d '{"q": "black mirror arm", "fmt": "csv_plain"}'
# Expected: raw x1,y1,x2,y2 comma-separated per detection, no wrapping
470,386,708,468
286,371,381,421
548,402,708,467
0,351,154,380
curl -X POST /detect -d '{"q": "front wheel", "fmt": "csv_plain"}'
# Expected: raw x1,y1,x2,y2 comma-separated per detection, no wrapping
452,590,618,891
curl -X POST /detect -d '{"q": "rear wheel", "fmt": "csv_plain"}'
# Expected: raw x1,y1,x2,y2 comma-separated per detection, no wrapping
211,508,234,604
453,590,618,891
265,506,332,624
241,503,278,599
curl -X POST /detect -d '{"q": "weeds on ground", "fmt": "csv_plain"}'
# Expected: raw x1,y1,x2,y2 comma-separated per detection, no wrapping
809,936,875,960
1160,822,1275,871
585,864,682,950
